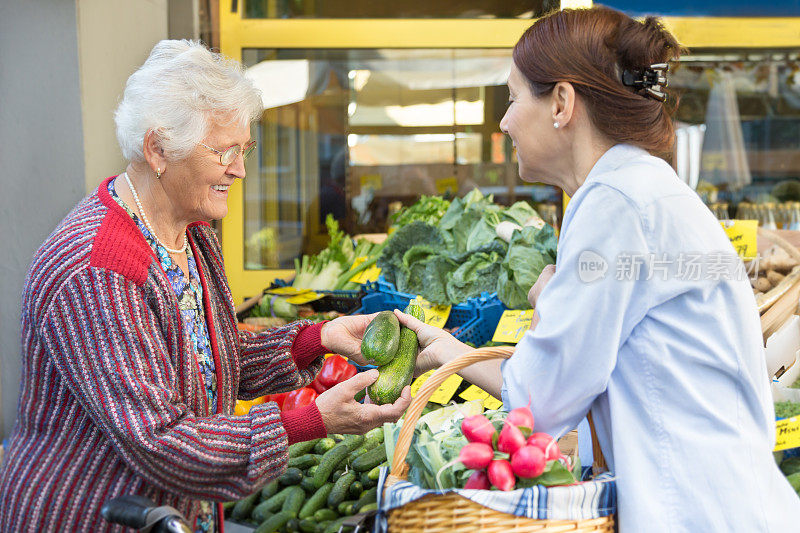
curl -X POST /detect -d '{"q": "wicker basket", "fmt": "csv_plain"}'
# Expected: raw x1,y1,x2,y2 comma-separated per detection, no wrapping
382,345,614,532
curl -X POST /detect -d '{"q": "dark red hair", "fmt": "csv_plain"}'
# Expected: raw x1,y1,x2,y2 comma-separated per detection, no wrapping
513,6,684,154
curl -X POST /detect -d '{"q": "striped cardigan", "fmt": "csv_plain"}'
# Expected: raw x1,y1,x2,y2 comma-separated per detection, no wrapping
0,176,327,532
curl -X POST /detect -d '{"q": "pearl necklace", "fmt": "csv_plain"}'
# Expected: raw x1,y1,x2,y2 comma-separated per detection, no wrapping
122,172,188,254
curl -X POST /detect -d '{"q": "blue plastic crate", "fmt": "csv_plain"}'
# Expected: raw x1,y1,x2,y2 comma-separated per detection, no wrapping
354,280,506,348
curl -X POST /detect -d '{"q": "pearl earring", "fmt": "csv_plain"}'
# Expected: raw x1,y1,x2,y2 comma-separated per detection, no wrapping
156,168,162,179
553,122,560,129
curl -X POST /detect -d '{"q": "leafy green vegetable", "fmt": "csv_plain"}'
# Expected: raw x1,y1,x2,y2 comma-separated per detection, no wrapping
377,222,446,288
391,195,451,228
251,295,297,320
497,224,558,309
445,251,503,304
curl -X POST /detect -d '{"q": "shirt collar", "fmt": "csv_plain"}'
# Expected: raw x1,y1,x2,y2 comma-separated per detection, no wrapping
584,143,648,185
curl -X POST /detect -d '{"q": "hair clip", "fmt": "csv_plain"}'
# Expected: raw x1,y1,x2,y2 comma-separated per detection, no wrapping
622,62,669,102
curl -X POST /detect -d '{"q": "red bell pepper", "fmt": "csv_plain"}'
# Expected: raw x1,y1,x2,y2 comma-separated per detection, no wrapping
309,376,328,394
264,392,289,410
317,355,358,390
282,387,318,411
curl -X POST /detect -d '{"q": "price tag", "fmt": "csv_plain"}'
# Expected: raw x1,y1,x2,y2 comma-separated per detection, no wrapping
348,256,382,284
492,309,535,344
459,384,503,410
409,370,462,405
285,291,324,305
775,417,800,451
265,286,307,296
720,220,757,260
360,173,383,191
411,297,451,329
435,177,458,195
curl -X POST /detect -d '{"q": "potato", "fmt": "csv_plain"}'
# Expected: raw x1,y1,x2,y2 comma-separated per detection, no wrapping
767,270,786,286
754,276,772,293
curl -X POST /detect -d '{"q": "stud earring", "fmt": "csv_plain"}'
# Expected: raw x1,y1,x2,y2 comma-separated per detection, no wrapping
553,122,560,129
156,168,162,179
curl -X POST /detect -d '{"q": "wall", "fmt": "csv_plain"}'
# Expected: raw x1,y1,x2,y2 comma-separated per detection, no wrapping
0,0,86,439
77,0,169,192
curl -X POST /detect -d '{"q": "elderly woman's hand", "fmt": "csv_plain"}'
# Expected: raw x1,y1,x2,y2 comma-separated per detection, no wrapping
315,370,411,434
319,313,380,366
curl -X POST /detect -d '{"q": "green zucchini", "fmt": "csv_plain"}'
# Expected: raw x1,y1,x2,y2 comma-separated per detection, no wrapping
282,486,306,518
328,471,356,508
368,304,424,404
260,479,280,501
314,438,336,455
288,439,320,458
298,482,334,520
253,510,293,533
361,310,401,366
278,467,304,486
231,491,260,521
351,445,387,472
287,454,320,470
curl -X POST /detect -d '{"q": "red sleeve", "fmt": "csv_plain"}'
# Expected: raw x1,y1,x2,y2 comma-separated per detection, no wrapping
280,402,328,445
291,322,329,371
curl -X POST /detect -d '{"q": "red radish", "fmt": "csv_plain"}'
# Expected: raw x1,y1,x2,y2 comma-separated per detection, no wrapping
462,415,496,446
487,459,515,491
527,433,560,461
463,470,490,490
510,445,546,478
458,443,494,470
497,422,526,455
506,406,535,430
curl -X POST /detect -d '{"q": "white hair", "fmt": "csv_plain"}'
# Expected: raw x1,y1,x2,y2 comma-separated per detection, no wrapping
115,40,263,163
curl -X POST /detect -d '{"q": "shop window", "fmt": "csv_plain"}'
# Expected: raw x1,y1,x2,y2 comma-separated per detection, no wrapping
670,52,800,225
241,48,561,270
243,0,555,19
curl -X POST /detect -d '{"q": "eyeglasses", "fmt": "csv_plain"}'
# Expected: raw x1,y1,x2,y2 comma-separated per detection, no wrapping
199,140,257,166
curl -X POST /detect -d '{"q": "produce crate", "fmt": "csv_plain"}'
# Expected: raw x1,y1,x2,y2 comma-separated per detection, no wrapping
354,280,506,347
269,279,365,315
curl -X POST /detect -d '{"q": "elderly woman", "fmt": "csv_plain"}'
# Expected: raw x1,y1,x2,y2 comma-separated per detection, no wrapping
0,40,410,532
395,7,800,532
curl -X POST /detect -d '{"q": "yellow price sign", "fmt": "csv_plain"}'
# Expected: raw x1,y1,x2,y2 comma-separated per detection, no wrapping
720,220,757,260
459,384,503,410
435,176,459,195
348,257,382,284
285,291,324,305
492,309,535,344
266,286,307,296
411,297,451,329
409,370,462,405
360,173,383,191
775,418,800,451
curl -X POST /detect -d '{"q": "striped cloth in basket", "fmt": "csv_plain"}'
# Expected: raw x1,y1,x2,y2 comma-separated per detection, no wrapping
376,467,616,531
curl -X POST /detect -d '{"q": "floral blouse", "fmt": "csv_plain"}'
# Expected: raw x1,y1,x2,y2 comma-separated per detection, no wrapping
109,179,217,532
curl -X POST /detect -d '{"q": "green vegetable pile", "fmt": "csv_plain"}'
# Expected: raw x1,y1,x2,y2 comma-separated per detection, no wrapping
292,215,385,291
224,430,387,533
378,189,557,308
390,195,451,228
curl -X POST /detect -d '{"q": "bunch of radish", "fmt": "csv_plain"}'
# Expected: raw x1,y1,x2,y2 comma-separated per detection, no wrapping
458,406,567,491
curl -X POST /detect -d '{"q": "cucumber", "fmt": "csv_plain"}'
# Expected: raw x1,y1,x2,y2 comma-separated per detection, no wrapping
222,500,237,517
298,519,320,533
348,481,363,499
313,508,339,522
298,482,334,519
367,463,387,481
355,487,378,511
361,310,401,366
328,471,356,508
231,491,260,521
278,467,304,486
351,445,387,472
359,502,378,513
288,454,320,470
313,435,365,488
260,479,280,501
368,304,424,404
332,468,346,480
254,486,295,521
354,388,366,402
314,438,336,455
253,510,293,533
282,486,306,518
286,518,301,532
306,465,318,477
331,434,345,442
300,477,318,494
338,500,357,516
288,439,320,458
323,517,348,533
360,472,376,488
